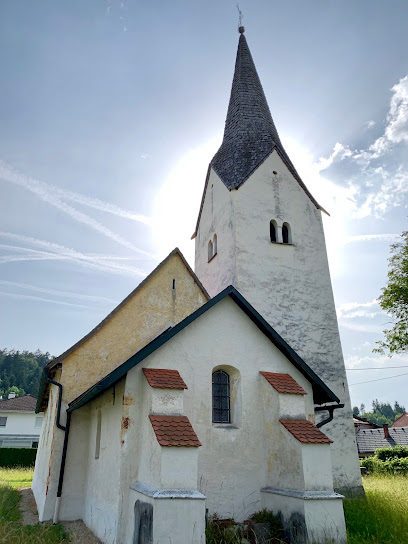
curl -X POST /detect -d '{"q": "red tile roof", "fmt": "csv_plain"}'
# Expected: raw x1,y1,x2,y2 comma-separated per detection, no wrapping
280,419,333,444
143,368,188,390
392,413,408,427
260,372,307,395
0,395,37,412
149,415,201,447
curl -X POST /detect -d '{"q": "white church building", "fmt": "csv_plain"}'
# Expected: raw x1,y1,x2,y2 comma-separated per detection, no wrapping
32,28,362,544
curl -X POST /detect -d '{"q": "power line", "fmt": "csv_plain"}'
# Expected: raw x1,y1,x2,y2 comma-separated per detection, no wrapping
349,371,408,386
346,365,408,370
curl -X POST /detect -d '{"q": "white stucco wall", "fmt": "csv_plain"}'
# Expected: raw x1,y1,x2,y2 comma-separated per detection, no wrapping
195,151,362,493
0,410,42,442
79,381,125,544
32,383,67,522
126,296,325,522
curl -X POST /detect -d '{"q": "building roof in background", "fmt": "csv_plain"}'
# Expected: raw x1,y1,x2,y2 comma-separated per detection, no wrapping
392,412,408,427
356,427,408,454
0,395,37,412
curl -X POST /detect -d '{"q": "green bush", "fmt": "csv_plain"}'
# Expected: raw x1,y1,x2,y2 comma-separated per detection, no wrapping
375,445,408,461
361,447,408,475
0,448,37,468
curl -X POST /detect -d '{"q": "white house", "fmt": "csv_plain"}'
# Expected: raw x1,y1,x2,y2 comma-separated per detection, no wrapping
0,394,43,448
32,28,361,544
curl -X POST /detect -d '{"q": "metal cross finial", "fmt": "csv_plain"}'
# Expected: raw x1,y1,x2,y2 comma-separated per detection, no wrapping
236,3,244,33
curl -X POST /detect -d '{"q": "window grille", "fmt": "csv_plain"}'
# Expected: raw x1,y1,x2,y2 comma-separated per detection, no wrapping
212,370,230,423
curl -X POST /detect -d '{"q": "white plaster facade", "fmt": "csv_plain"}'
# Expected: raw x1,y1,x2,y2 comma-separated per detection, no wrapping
0,399,43,448
34,294,347,543
194,152,362,494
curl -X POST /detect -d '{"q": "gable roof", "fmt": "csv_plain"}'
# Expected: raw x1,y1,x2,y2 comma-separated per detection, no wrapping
392,412,408,427
67,285,340,414
36,248,209,413
143,368,188,390
0,395,37,412
356,426,408,454
149,415,201,447
260,372,308,395
192,31,327,238
280,419,332,444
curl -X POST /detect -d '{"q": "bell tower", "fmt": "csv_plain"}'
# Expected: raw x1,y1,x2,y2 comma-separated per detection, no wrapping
193,28,362,495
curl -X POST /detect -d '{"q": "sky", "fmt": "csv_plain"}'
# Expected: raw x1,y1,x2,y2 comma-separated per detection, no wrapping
0,0,408,412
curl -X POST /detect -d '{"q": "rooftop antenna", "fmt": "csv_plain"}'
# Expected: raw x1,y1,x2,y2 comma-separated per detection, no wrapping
236,3,245,33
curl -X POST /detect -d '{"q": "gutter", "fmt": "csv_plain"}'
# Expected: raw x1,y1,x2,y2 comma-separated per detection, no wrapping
43,373,69,523
315,404,345,428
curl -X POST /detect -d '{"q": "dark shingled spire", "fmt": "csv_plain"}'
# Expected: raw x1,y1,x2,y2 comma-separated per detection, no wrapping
211,32,325,213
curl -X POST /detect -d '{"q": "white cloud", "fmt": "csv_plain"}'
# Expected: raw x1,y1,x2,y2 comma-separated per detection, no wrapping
345,353,408,370
344,233,400,244
337,299,382,322
317,73,408,218
365,120,376,129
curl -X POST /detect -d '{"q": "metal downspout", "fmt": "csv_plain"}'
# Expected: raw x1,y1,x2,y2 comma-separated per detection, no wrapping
315,403,345,428
46,378,66,431
45,375,69,523
53,411,71,524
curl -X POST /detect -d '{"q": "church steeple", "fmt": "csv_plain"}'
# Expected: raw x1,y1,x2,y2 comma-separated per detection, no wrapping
211,29,324,212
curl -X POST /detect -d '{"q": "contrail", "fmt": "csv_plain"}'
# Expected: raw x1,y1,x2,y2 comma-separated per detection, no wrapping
0,280,118,304
0,291,94,309
0,160,154,254
0,233,148,278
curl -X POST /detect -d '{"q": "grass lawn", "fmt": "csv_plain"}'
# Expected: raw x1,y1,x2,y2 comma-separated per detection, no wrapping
0,468,69,544
0,467,34,489
344,474,408,544
0,469,407,543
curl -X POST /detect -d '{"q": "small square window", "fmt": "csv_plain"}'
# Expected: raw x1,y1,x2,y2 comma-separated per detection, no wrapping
35,417,43,428
0,417,7,427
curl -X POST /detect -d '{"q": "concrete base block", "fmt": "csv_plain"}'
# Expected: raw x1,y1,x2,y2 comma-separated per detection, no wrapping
261,487,347,544
129,482,206,544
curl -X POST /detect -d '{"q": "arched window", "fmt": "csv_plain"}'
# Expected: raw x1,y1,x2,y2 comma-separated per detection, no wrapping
270,220,277,243
208,240,213,261
213,234,217,255
282,223,291,244
212,370,230,423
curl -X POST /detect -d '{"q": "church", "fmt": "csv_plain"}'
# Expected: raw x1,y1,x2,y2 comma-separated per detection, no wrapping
32,28,362,544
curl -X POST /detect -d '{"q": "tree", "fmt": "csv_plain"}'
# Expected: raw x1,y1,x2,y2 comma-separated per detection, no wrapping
375,231,408,355
352,406,360,416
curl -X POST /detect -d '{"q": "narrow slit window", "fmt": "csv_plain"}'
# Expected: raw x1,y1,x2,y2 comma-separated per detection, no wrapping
270,221,277,243
212,370,230,423
95,410,102,459
282,223,291,244
208,240,213,261
213,234,217,255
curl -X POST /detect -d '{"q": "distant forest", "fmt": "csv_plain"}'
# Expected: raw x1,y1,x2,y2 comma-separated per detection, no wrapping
0,349,53,399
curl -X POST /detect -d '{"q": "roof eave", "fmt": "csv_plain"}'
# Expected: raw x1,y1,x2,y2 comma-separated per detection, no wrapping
68,285,339,412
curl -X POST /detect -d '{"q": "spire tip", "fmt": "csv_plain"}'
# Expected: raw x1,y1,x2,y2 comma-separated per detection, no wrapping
238,26,245,34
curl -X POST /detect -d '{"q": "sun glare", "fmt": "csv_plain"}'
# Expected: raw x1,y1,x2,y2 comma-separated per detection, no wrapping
151,136,221,264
